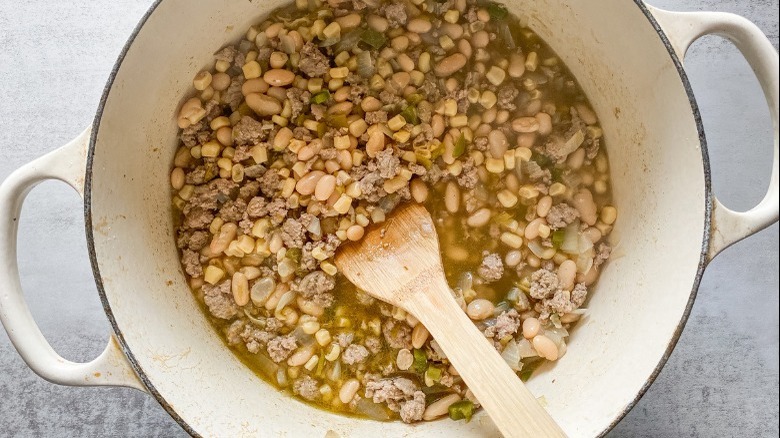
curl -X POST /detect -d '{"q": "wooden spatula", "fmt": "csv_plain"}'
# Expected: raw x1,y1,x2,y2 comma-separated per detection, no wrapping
334,204,567,438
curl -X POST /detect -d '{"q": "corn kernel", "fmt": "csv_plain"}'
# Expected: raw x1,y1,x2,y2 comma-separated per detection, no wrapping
322,22,341,39
479,90,497,109
333,194,353,214
439,35,455,51
334,135,351,150
321,261,338,276
549,182,567,197
387,114,406,131
503,150,516,170
215,59,231,73
485,157,505,173
392,130,411,143
247,146,267,166
315,329,332,346
444,10,460,23
518,185,540,200
307,77,324,93
204,266,225,284
515,147,533,162
486,66,506,86
201,141,222,158
329,66,350,79
345,181,362,198
497,190,518,208
242,61,262,79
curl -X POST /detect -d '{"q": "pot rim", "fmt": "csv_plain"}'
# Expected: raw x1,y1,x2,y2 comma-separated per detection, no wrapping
83,1,712,436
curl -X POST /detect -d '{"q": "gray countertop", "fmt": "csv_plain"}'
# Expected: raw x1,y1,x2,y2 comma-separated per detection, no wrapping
0,1,777,437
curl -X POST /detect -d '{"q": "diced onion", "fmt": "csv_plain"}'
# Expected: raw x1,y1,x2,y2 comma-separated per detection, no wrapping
560,222,580,254
527,240,546,258
275,290,297,317
518,339,538,358
501,339,524,371
576,250,594,274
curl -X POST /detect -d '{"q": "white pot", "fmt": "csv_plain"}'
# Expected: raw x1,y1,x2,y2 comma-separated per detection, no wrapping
1,1,777,437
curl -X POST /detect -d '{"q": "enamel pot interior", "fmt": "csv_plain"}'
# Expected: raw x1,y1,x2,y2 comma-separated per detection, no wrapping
86,0,708,436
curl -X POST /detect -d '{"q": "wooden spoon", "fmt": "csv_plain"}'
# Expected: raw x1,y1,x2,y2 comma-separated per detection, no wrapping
335,204,567,438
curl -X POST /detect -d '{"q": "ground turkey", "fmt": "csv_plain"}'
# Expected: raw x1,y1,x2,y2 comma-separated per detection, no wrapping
265,198,288,225
233,116,266,146
477,252,504,283
457,158,479,189
182,207,214,230
364,377,424,423
538,283,588,321
182,230,209,251
239,323,278,354
292,271,336,307
372,148,401,179
280,217,307,248
298,42,330,77
497,85,519,111
287,88,311,119
293,376,320,401
342,344,370,365
202,280,238,320
484,309,521,340
399,392,425,423
180,120,211,148
364,336,382,354
382,2,408,27
546,203,580,230
219,199,246,222
593,242,612,269
365,110,388,125
224,77,244,111
382,319,412,350
267,334,297,363
181,250,203,278
530,268,559,300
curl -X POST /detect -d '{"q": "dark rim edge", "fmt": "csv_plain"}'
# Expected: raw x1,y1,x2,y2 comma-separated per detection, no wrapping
82,1,713,437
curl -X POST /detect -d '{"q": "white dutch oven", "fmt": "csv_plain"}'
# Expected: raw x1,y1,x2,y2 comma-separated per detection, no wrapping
1,1,777,437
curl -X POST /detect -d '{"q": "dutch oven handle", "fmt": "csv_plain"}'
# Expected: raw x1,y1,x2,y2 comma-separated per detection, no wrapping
650,7,779,262
0,128,145,391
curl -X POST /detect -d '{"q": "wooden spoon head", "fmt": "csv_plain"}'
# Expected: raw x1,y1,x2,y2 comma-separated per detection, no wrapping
334,204,444,310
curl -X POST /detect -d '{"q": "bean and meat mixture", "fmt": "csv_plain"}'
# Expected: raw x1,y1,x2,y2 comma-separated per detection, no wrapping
171,0,618,424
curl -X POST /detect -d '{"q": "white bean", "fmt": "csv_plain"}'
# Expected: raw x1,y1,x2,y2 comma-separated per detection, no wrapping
444,182,460,213
557,260,577,291
533,335,559,361
466,208,491,228
466,299,494,320
339,379,360,404
572,189,598,226
522,317,541,339
423,394,462,420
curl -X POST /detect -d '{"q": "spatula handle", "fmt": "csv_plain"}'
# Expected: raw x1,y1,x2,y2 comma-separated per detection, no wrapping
409,279,567,438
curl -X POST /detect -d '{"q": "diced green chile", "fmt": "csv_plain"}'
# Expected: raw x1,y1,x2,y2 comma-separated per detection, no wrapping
453,134,467,158
412,349,428,373
401,106,419,124
448,400,475,422
487,3,509,20
360,29,387,49
551,229,566,248
312,90,331,104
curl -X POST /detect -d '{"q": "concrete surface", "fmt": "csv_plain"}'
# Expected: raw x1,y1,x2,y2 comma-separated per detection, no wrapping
0,0,777,436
